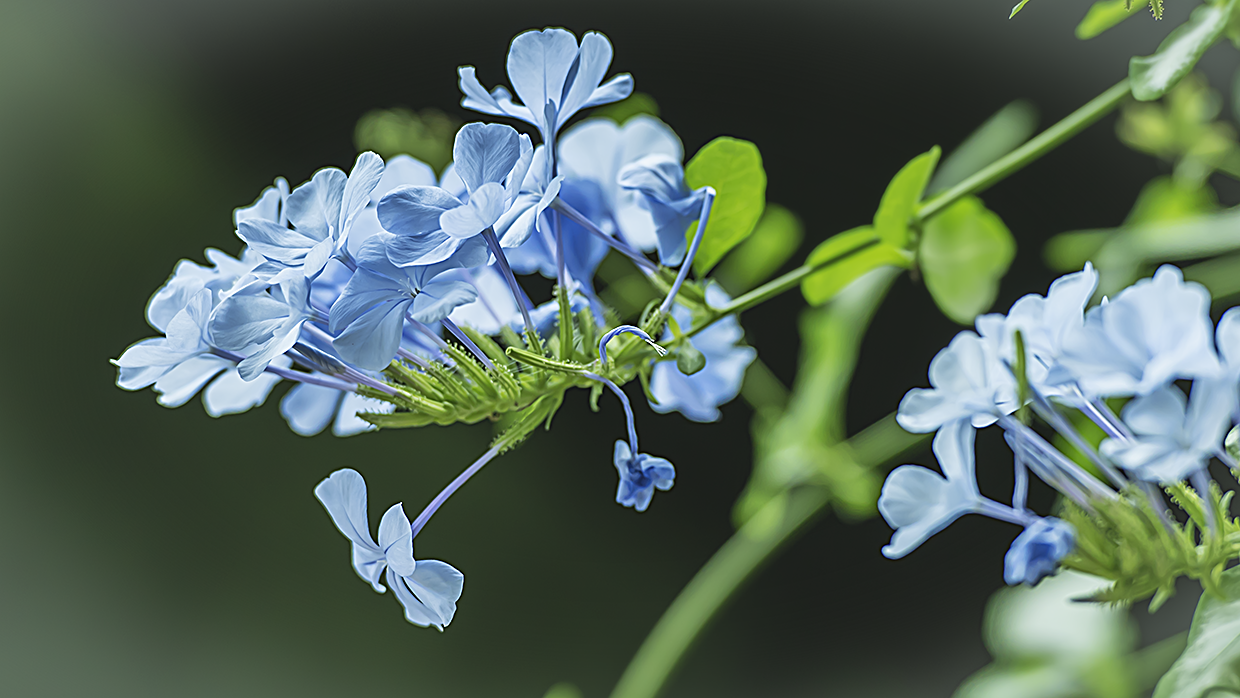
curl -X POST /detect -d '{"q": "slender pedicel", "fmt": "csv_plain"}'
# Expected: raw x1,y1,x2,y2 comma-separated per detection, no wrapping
998,416,1117,501
1012,449,1030,512
481,227,540,347
551,198,659,273
397,346,434,371
598,325,667,366
407,315,455,355
1140,481,1177,535
409,446,503,538
211,348,359,392
658,188,716,317
442,317,497,371
1008,430,1094,509
294,326,399,395
977,498,1038,527
584,371,638,454
1027,386,1128,488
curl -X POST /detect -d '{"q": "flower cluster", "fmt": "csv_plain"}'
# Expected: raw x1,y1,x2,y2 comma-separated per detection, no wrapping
882,263,1240,595
113,28,758,628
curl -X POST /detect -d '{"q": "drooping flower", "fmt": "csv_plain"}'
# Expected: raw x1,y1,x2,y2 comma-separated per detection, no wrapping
879,419,984,559
458,28,633,148
1099,382,1234,483
1004,517,1076,586
896,330,1019,433
975,263,1098,399
558,115,683,251
649,283,756,423
328,234,479,370
209,277,315,380
377,123,535,266
314,469,464,629
616,154,706,266
237,152,385,281
1056,265,1219,397
613,440,675,512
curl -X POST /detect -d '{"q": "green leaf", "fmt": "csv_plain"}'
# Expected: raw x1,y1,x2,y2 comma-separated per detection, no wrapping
543,683,583,698
1130,1,1235,102
683,137,767,276
929,101,1038,194
874,147,941,249
919,195,1016,324
799,226,911,306
1152,566,1240,698
1009,0,1031,19
592,92,659,124
1076,0,1150,40
713,203,804,294
353,107,460,172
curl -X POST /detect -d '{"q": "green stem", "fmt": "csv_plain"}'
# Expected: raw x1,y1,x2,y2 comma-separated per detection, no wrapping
607,416,927,698
916,78,1131,221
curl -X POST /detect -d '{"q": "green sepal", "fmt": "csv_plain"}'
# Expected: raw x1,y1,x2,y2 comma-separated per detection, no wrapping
637,367,659,406
874,146,940,249
576,306,598,360
458,324,510,367
492,392,566,453
385,361,447,402
506,347,590,375
1130,0,1235,102
499,324,526,350
589,382,603,412
675,343,706,375
683,137,767,276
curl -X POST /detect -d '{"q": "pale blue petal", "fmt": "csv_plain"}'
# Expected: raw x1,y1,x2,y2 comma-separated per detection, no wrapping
329,268,408,334
203,358,286,417
1121,386,1187,438
457,66,509,117
153,355,230,407
339,152,385,236
236,317,303,381
452,123,520,194
506,28,579,132
439,182,507,239
282,383,342,437
386,230,461,267
556,31,619,128
410,280,478,324
378,503,415,577
392,560,464,629
287,167,347,242
233,180,287,227
332,298,411,371
314,468,386,591
333,392,388,437
236,219,320,264
377,185,462,236
582,73,634,109
209,294,291,351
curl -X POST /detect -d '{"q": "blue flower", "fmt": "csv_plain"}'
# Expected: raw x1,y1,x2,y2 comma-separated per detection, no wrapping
377,123,538,266
282,383,392,437
115,288,216,390
1057,265,1219,397
559,116,684,253
1099,382,1234,483
649,284,755,423
617,154,706,265
458,28,633,147
347,154,440,257
209,277,314,380
314,469,464,629
1004,517,1076,586
328,234,479,371
237,152,385,281
234,178,289,227
879,420,984,559
613,440,675,512
896,329,1019,433
505,176,609,297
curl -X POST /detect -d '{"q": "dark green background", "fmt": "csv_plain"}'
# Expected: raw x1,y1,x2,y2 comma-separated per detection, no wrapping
0,1,1227,695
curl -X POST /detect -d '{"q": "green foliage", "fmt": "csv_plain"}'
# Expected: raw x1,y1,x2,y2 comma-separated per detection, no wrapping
713,203,803,294
954,572,1143,698
683,137,767,276
875,146,940,248
592,92,659,123
735,269,901,526
919,195,1016,324
1152,566,1240,698
543,682,584,698
1076,0,1151,40
353,107,460,171
929,101,1038,194
799,226,912,306
1118,74,1240,185
1130,1,1235,102
1009,0,1032,19
1061,482,1240,608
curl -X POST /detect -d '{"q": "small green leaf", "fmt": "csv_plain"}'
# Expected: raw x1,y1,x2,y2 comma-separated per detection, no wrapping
543,683,583,698
713,203,804,293
683,137,767,276
675,344,706,375
930,101,1038,194
919,196,1016,324
1076,0,1150,40
1009,0,1031,19
1152,566,1240,698
592,93,659,123
1130,1,1235,102
1226,424,1240,462
800,226,912,306
874,147,941,249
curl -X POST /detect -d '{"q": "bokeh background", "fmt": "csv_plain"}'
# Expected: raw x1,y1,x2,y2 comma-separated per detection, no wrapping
1,1,1235,696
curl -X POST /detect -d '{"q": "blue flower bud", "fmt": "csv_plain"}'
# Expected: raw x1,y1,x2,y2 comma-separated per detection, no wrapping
1004,517,1075,586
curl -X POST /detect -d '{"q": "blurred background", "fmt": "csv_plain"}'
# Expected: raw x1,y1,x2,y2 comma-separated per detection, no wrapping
1,0,1235,696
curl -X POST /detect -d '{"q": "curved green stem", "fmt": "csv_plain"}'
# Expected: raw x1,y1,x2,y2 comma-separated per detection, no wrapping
607,416,926,698
916,78,1131,220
